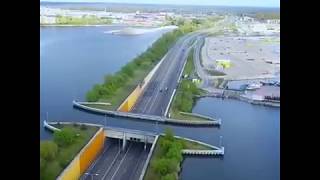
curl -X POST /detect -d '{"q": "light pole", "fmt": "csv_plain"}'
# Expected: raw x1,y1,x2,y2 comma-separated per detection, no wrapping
46,112,48,122
84,173,99,180
219,136,223,148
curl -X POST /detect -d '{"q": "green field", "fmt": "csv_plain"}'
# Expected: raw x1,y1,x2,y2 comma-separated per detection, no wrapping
55,15,112,25
40,124,99,180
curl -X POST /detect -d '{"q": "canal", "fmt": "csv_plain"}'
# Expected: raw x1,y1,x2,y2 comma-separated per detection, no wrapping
40,27,279,180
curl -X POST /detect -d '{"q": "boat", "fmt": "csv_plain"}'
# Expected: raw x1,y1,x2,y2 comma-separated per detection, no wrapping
246,82,262,90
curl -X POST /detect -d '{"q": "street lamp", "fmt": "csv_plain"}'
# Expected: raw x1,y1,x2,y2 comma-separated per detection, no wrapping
219,136,223,148
84,173,99,180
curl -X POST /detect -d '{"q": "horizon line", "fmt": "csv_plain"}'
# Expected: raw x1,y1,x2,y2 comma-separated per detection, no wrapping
40,1,280,8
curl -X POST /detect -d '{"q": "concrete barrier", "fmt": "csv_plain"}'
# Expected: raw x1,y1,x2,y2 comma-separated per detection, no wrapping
43,120,61,132
117,54,167,112
56,127,106,180
139,135,159,180
76,102,111,106
179,111,221,122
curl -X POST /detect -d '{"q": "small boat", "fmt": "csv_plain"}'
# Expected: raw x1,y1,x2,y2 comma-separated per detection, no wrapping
246,82,262,90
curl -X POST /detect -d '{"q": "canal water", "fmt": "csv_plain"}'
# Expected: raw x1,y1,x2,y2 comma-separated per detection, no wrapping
40,27,279,180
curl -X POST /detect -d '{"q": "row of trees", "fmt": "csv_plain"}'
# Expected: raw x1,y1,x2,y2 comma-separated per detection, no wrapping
173,80,201,112
152,128,183,180
255,12,280,20
56,15,112,25
86,25,195,102
40,127,79,180
172,50,201,113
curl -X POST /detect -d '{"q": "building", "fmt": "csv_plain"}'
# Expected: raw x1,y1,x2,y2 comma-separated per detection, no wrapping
216,59,231,69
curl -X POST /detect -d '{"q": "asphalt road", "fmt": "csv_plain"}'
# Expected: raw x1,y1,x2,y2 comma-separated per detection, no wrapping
81,138,151,180
131,32,200,116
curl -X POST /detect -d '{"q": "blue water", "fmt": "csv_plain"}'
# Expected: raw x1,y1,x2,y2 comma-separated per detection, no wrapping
40,27,279,180
181,98,280,180
40,26,171,139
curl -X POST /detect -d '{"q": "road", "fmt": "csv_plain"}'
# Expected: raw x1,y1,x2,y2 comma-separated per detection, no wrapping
193,35,225,95
131,32,200,116
81,138,151,180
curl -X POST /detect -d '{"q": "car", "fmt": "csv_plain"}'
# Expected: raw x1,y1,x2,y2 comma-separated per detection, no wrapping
165,87,168,91
160,89,163,92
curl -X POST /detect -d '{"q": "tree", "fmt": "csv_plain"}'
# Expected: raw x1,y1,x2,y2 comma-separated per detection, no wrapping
40,141,58,161
153,158,169,176
165,142,183,162
161,173,177,180
159,138,172,154
53,128,77,147
164,128,174,141
40,157,47,172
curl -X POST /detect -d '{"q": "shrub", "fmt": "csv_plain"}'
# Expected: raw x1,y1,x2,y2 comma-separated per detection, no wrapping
40,141,58,161
161,173,177,180
80,124,87,130
53,128,77,147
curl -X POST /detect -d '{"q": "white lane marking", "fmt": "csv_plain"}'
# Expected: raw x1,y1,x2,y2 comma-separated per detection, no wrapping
110,143,133,180
146,35,195,115
101,147,122,180
82,142,111,179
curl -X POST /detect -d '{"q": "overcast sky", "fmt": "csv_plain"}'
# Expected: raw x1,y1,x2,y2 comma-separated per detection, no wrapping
40,0,280,8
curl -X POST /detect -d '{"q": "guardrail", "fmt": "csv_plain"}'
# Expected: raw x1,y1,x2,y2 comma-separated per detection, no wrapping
182,148,224,156
139,135,159,180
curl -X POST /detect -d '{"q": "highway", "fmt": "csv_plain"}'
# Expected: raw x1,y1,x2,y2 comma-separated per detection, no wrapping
131,32,200,116
81,138,151,180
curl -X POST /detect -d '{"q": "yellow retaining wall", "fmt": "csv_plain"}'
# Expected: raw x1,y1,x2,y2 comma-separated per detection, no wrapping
57,128,106,180
59,157,80,180
118,86,142,112
79,129,105,174
118,55,166,112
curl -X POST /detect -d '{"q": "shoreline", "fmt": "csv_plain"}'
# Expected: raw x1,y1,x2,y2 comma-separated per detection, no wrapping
40,24,163,28
200,91,280,107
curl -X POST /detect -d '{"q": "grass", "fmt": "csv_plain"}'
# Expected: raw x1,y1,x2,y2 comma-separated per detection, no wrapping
144,136,211,180
169,49,210,122
55,15,112,25
89,65,153,111
169,109,208,121
40,125,99,180
182,48,195,77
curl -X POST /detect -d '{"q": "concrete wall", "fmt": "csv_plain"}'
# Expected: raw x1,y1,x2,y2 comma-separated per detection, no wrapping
105,128,155,143
57,128,106,180
118,86,142,112
79,129,105,174
59,157,80,180
118,54,167,112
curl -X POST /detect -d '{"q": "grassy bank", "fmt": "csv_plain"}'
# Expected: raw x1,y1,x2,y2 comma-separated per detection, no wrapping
40,124,99,180
169,48,207,121
55,15,112,25
144,128,211,180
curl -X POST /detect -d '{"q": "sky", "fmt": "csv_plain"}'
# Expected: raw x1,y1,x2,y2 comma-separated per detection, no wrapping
40,0,280,8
